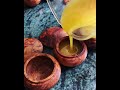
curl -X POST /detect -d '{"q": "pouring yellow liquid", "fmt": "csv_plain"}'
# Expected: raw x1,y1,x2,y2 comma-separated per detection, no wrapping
60,0,96,51
59,39,81,56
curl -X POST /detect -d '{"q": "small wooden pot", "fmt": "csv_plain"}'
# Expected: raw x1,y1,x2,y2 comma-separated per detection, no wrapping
24,53,61,90
84,38,96,49
24,38,43,63
39,27,68,48
24,0,41,7
54,36,88,67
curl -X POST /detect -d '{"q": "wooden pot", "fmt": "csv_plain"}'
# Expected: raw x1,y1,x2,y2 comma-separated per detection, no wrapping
24,53,61,90
54,36,88,67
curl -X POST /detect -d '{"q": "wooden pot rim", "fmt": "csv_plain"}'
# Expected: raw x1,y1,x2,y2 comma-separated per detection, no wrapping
24,53,58,84
55,36,87,58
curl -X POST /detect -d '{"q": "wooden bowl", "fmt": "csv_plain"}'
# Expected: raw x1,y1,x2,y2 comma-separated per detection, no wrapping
24,0,41,7
24,38,43,63
54,36,88,67
39,27,68,48
84,38,96,49
24,53,61,90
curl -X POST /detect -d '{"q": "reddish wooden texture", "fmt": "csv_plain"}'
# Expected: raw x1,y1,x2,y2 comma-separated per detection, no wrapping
39,27,68,48
24,53,61,90
24,38,43,62
84,38,96,49
63,0,70,4
54,36,88,67
24,0,41,7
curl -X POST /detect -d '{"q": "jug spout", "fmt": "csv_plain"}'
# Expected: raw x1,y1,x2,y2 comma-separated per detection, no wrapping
72,26,96,41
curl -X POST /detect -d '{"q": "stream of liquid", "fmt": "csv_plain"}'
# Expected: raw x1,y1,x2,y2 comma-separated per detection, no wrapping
60,0,96,51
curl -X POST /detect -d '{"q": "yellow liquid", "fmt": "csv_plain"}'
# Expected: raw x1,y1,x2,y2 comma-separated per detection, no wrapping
60,44,78,56
59,38,81,56
61,0,96,48
69,35,73,50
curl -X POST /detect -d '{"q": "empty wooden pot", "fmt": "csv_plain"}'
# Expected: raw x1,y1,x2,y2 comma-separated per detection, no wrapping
24,53,61,90
54,36,88,67
39,27,68,48
24,38,43,63
24,0,41,7
84,38,96,49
